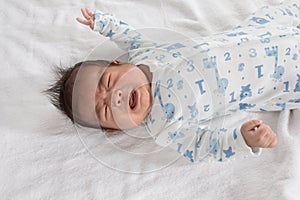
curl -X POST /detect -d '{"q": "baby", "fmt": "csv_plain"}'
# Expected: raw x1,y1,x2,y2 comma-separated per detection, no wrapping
46,2,300,163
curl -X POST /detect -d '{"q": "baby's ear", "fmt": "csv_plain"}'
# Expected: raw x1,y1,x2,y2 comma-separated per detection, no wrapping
111,60,121,65
104,128,119,133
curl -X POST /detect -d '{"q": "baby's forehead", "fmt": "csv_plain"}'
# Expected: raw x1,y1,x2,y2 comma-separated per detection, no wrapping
71,64,108,127
75,64,107,80
66,65,105,93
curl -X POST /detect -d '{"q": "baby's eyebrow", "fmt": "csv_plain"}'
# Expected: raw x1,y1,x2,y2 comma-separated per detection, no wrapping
94,73,104,120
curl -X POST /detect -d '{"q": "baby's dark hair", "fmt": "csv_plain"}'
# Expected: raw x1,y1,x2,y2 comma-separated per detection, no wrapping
44,60,110,124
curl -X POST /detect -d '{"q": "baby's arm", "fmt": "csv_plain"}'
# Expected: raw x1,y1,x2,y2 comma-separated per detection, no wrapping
76,8,155,55
162,116,278,163
241,120,277,148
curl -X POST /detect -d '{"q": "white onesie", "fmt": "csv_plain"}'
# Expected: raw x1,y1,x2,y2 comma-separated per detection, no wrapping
93,2,300,163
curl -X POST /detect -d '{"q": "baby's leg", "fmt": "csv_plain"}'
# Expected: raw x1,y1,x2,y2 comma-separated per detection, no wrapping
237,1,300,28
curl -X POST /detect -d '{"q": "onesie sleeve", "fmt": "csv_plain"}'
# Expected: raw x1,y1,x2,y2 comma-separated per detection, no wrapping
92,11,156,59
237,2,300,28
156,120,261,163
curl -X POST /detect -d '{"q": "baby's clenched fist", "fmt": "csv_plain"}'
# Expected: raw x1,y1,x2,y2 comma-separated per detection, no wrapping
241,120,278,148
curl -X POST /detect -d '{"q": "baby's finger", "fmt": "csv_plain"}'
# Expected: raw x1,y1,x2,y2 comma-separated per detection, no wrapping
90,21,95,30
257,125,277,148
256,124,271,137
262,133,276,148
268,135,278,148
85,8,94,17
265,128,278,148
241,120,263,133
81,8,91,20
76,17,90,25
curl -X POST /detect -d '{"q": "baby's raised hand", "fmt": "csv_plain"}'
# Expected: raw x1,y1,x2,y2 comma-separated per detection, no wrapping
241,120,278,148
76,8,95,30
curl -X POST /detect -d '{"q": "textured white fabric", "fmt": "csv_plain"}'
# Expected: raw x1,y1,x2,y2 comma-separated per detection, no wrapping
1,0,300,199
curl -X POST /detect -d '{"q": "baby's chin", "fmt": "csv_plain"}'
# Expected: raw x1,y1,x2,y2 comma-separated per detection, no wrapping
122,117,145,130
107,115,141,130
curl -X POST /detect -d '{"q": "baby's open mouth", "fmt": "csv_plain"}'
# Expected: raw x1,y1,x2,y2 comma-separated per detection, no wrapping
129,90,137,110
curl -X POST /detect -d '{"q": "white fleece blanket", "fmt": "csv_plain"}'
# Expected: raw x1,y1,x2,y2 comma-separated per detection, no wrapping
1,0,300,199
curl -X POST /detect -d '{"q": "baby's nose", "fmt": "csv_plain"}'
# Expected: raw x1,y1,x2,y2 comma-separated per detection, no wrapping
112,89,123,107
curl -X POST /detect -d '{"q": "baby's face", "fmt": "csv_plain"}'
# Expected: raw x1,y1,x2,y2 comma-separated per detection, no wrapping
73,61,152,130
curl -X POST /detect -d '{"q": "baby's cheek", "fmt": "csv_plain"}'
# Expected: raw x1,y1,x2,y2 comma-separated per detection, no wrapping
141,92,150,107
131,113,145,126
141,86,151,108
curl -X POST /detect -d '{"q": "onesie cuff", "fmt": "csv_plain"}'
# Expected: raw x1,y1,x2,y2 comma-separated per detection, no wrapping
93,10,111,32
